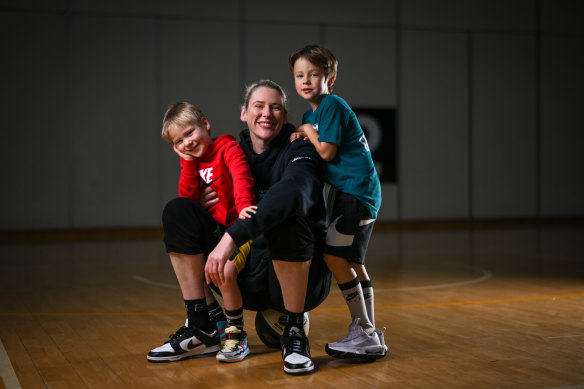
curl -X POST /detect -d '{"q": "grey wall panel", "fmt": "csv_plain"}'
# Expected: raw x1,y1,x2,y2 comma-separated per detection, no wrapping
245,23,320,126
0,0,66,10
0,14,70,230
158,20,242,208
69,16,159,228
71,0,240,20
540,0,584,34
540,35,584,216
401,30,469,220
244,0,396,25
402,0,535,32
377,184,398,221
325,26,397,107
472,33,537,218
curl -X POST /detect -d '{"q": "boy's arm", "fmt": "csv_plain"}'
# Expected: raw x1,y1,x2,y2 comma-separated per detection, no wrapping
178,158,201,200
224,141,256,211
297,123,338,162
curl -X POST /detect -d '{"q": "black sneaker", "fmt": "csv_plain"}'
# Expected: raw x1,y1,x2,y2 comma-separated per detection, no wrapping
147,320,221,362
280,326,315,375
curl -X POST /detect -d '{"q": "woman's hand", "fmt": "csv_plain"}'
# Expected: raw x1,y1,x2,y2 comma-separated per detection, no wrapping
239,205,257,219
199,185,219,209
205,233,236,286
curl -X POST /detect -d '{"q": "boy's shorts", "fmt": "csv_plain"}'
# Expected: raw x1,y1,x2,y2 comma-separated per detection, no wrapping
323,186,375,264
162,197,250,272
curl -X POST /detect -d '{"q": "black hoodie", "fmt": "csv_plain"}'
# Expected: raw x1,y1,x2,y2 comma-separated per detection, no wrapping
226,123,326,247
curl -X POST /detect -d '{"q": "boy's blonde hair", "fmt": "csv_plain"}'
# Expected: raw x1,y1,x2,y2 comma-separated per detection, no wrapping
161,102,206,143
289,43,338,88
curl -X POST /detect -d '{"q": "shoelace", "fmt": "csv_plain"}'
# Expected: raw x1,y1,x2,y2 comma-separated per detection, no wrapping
166,326,189,343
223,338,240,350
287,334,306,354
223,327,242,350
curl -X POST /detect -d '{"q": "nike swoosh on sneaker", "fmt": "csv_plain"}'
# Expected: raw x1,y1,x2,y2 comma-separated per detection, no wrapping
351,338,372,346
186,339,203,350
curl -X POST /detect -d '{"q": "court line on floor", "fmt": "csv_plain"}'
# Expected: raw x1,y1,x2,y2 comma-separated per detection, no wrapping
132,263,493,293
1,292,582,317
0,339,22,389
546,334,584,339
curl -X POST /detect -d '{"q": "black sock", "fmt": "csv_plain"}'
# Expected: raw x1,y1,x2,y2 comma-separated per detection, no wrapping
207,300,226,323
283,310,304,334
225,307,244,330
185,298,213,332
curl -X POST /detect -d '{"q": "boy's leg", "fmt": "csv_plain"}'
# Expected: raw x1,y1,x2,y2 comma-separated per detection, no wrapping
147,253,221,362
216,262,250,362
148,198,221,363
205,286,227,339
351,263,374,326
324,254,374,332
323,191,386,359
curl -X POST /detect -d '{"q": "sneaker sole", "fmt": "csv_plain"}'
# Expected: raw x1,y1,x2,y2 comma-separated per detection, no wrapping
325,344,387,361
147,344,221,363
283,364,315,375
216,347,250,363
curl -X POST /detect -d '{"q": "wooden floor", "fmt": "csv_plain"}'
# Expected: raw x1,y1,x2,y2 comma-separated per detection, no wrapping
1,222,583,388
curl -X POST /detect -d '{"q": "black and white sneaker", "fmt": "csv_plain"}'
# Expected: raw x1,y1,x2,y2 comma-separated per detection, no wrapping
280,326,315,375
147,321,221,362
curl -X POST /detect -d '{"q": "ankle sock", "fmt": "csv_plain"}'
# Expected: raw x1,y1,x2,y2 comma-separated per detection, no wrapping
185,298,213,332
225,307,244,330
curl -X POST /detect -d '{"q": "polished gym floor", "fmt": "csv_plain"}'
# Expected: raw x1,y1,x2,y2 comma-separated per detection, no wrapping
1,221,583,388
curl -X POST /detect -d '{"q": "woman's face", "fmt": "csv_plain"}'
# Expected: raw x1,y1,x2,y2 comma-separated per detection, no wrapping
240,86,287,148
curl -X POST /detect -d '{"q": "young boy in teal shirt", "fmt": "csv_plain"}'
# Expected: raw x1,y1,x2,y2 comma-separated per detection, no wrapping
289,43,387,359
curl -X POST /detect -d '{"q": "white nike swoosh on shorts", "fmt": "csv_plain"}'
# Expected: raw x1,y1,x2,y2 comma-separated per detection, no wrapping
326,217,375,247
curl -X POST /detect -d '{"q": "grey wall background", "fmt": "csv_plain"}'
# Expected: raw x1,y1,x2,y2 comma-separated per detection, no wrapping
1,0,583,230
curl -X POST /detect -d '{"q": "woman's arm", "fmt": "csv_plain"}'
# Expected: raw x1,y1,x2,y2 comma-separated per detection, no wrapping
226,140,323,247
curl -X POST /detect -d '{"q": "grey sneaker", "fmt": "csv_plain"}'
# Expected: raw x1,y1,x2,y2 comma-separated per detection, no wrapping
325,318,386,360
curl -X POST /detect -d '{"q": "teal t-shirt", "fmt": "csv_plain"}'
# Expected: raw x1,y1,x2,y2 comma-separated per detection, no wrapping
302,94,381,218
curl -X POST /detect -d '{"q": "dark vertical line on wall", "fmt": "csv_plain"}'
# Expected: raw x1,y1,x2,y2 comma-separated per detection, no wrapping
65,0,74,228
395,0,402,222
239,0,246,90
155,16,163,221
467,31,474,220
534,0,542,218
319,24,326,44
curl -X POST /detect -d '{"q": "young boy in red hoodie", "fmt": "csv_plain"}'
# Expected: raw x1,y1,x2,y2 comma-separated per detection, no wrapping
148,102,256,363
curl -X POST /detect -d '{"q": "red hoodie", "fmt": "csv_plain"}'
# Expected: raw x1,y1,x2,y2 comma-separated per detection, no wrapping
178,134,255,226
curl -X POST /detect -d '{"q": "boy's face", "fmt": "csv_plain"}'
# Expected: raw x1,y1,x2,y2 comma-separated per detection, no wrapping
292,57,334,108
168,119,211,159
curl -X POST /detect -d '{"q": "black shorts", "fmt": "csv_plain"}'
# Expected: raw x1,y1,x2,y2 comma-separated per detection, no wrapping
162,197,222,256
323,187,375,264
264,216,316,262
162,197,331,312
